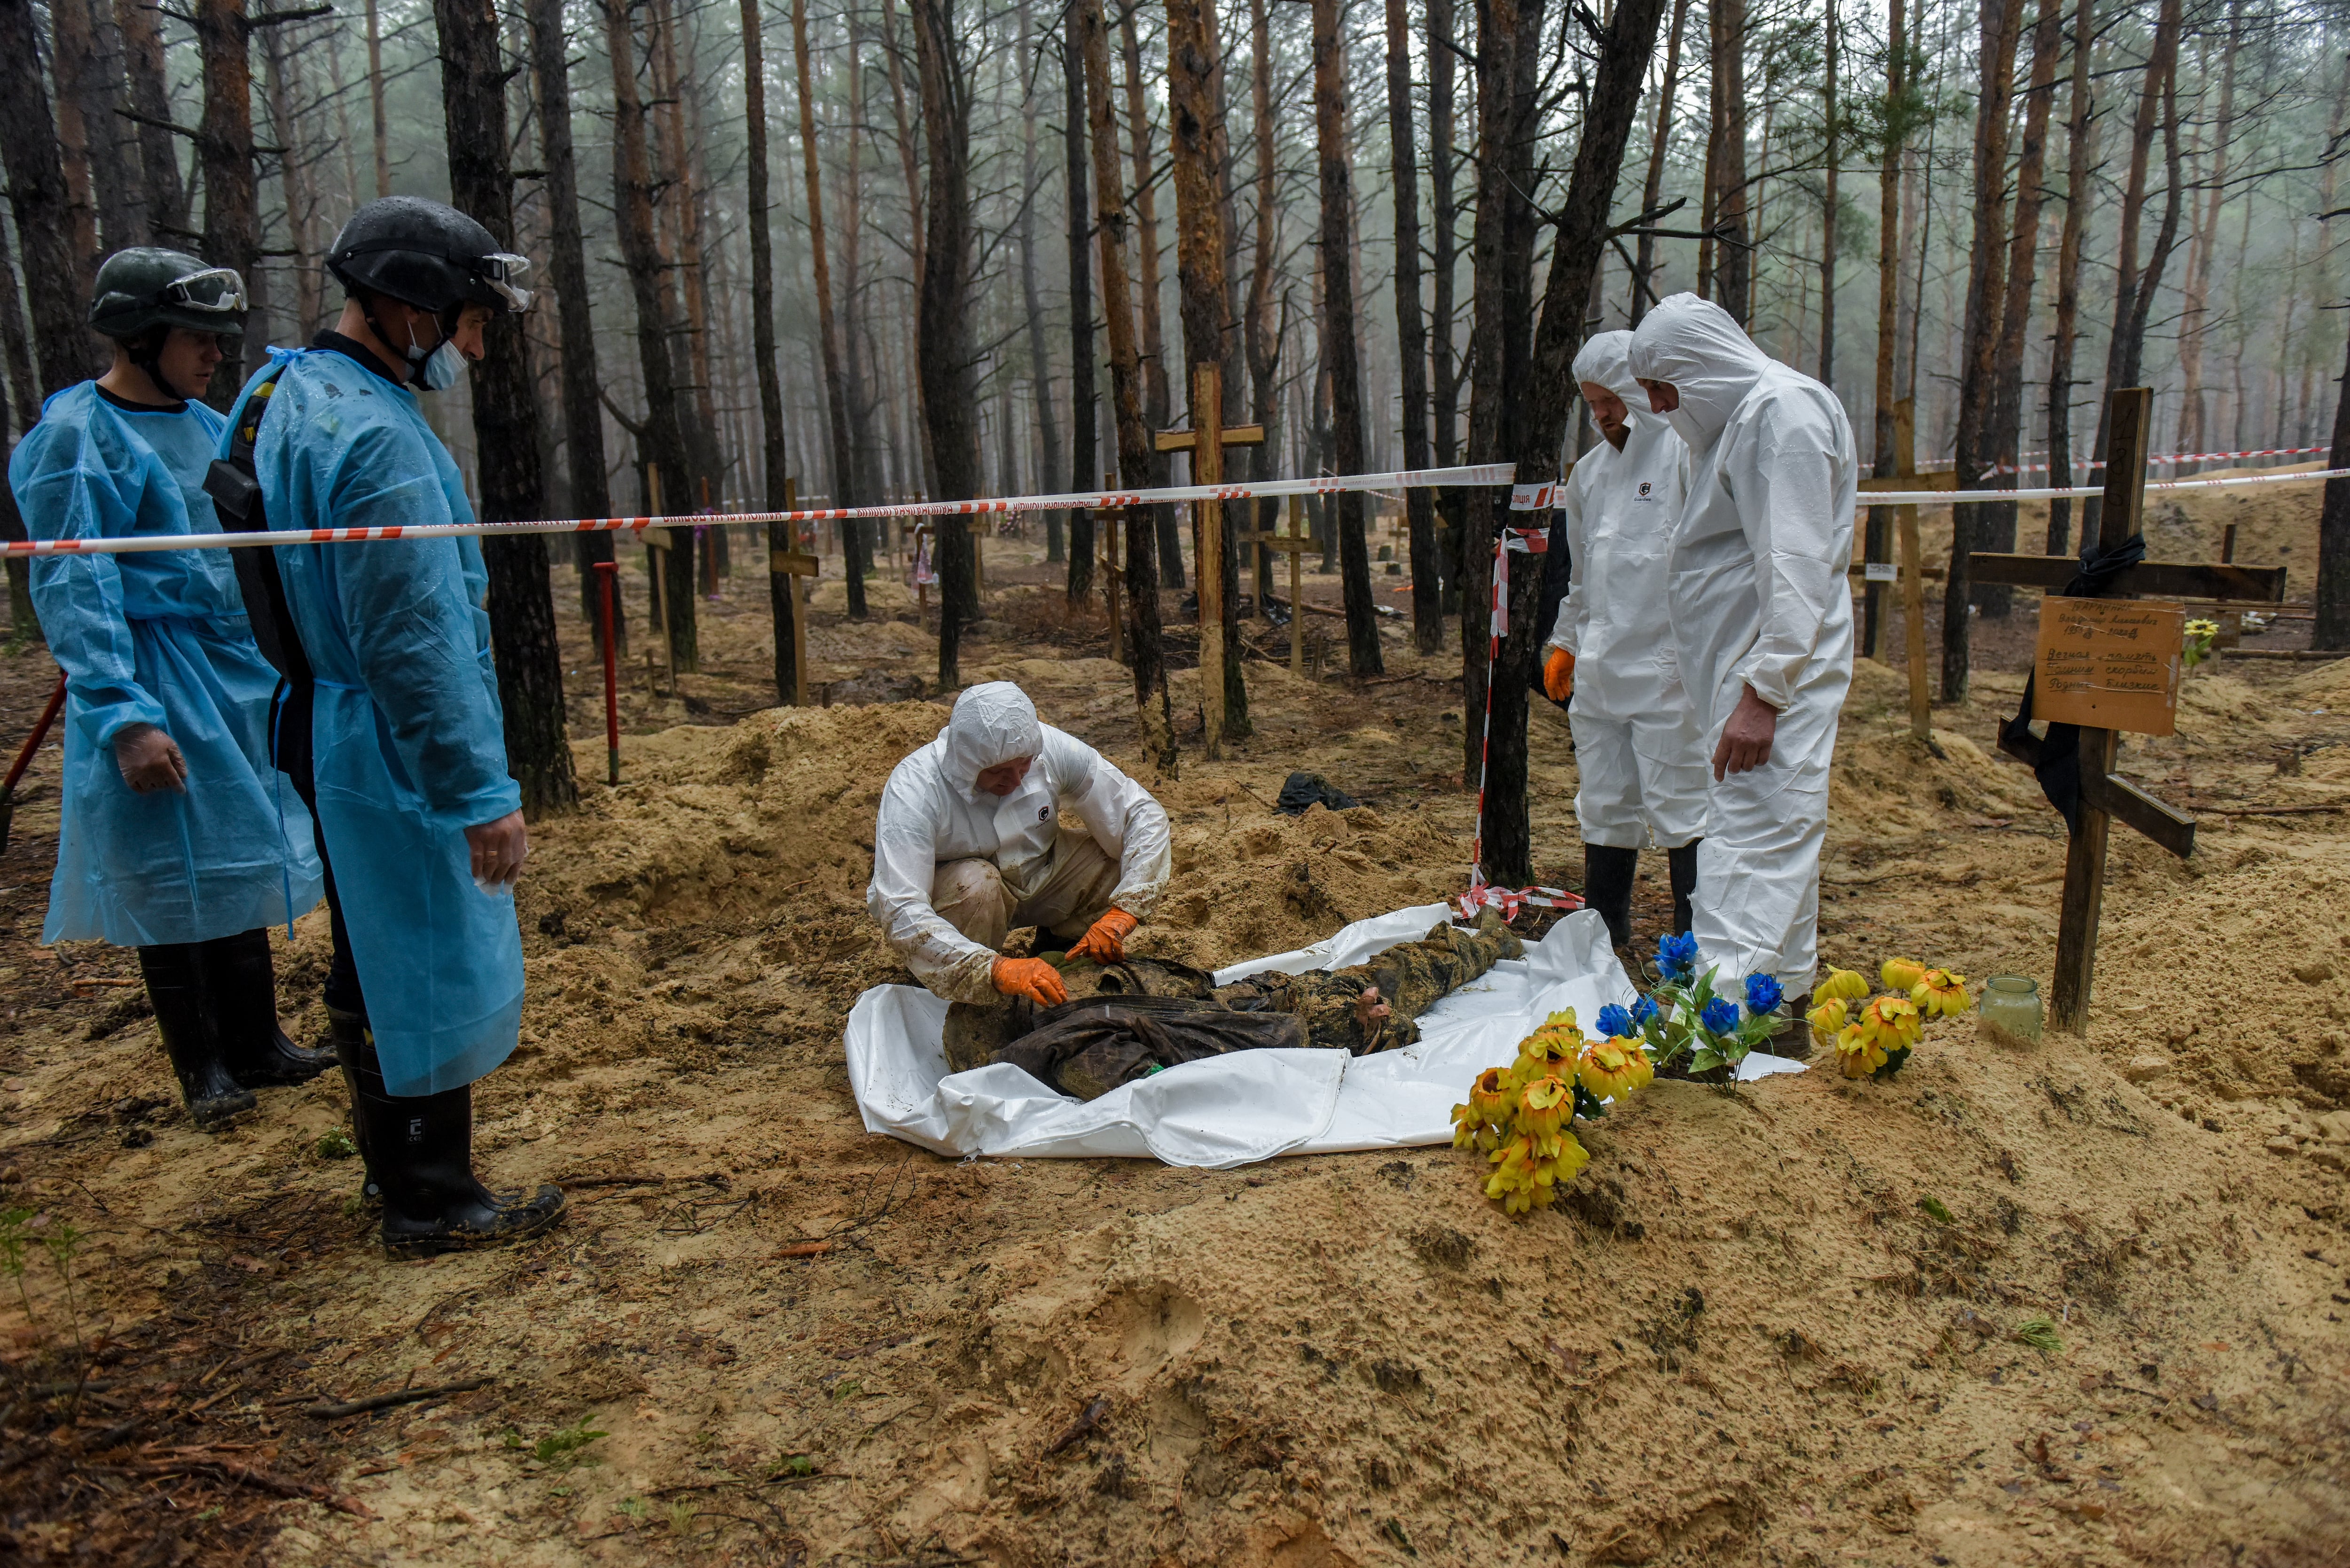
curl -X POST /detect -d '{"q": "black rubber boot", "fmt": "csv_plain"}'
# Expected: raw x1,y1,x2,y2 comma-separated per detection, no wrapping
1582,844,1640,950
328,1007,384,1207
342,1024,565,1259
1667,839,1703,937
204,928,333,1089
138,944,256,1131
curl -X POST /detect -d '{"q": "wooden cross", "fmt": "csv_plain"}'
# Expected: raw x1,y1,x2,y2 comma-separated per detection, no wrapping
1972,386,2287,1032
768,476,818,707
1260,493,1316,673
1155,362,1264,758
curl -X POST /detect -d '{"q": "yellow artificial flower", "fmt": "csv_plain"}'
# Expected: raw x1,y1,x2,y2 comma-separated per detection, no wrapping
1807,996,1849,1051
1835,1021,1887,1078
1911,967,1971,1017
1518,1075,1570,1139
1547,1128,1591,1187
2185,617,2219,639
1577,1037,1654,1103
1468,1066,1512,1128
1856,994,1924,1053
1881,958,1927,993
1816,967,1871,1003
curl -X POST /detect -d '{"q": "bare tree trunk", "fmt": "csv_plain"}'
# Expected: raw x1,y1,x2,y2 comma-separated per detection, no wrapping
1939,0,2024,701
2319,318,2350,648
1118,8,1183,588
191,0,262,405
364,0,389,197
1817,0,1839,383
2082,0,2182,543
1427,0,1460,460
2172,0,2241,473
1630,0,1691,325
0,227,40,427
1015,1,1065,567
650,0,722,494
435,0,575,815
2044,0,2094,554
1864,0,1906,654
1979,0,2061,617
1310,0,1381,678
1491,0,1664,886
0,0,94,397
1244,0,1281,607
793,0,869,623
841,8,884,519
59,0,139,252
1062,2,1097,603
744,0,803,702
912,0,983,687
1079,0,1175,770
118,0,186,238
1385,0,1440,654
1707,0,1750,323
260,22,321,337
46,0,100,284
530,0,619,649
603,0,697,668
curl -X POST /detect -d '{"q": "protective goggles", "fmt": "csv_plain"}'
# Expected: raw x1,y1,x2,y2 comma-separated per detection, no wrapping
162,266,249,314
473,252,533,312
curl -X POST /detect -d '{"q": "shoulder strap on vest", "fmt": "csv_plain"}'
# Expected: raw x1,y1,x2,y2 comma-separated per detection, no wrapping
203,367,313,689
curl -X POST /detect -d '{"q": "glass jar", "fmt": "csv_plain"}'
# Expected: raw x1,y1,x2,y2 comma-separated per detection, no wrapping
1978,975,2044,1048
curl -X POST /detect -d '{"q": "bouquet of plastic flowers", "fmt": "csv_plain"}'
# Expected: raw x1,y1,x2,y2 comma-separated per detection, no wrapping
1451,1007,1653,1214
2183,617,2220,670
1620,932,1790,1077
1805,957,1969,1079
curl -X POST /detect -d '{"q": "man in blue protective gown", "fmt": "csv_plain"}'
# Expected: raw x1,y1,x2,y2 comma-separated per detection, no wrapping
225,197,563,1257
10,248,329,1130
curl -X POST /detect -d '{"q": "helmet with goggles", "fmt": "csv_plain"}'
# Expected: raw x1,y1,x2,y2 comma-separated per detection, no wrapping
325,196,533,317
87,248,248,342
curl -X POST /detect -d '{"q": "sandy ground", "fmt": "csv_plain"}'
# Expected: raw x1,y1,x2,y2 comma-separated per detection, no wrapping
2,514,2347,1567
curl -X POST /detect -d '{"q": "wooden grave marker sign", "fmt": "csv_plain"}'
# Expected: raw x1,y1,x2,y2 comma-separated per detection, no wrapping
1154,362,1264,758
768,476,817,707
1260,494,1316,673
1973,386,2286,1031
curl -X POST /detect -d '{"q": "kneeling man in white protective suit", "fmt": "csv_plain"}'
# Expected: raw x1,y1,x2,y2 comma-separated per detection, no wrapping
1628,293,1857,1014
1540,329,1708,951
868,682,1173,1010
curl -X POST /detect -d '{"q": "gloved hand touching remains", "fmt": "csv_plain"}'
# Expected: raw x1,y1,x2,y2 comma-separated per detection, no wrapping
1543,647,1576,703
992,955,1070,1006
1067,907,1138,964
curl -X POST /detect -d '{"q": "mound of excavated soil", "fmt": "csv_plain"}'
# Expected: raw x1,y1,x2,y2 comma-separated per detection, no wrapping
3,616,2346,1567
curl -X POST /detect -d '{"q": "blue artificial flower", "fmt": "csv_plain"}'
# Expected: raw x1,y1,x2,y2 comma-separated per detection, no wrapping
1700,998,1740,1036
1657,932,1700,983
1630,996,1661,1027
1596,1003,1635,1039
1744,973,1784,1014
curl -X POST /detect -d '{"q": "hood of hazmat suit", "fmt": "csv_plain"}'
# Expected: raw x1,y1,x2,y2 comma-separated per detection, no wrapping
231,345,525,1098
1548,331,1693,721
9,382,322,947
868,683,1172,1004
1628,292,1859,996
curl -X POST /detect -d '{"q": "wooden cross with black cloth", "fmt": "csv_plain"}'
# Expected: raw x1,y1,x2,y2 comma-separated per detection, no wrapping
1155,363,1263,759
1972,387,2286,1032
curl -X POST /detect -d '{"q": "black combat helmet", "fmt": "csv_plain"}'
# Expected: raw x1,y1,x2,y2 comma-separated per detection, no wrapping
324,196,533,316
86,248,248,342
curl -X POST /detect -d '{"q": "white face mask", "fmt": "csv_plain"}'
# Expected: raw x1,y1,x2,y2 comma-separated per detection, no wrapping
421,337,466,392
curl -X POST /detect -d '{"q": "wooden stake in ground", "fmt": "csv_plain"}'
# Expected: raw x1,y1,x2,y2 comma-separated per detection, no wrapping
1154,363,1262,760
1976,387,2283,1032
1265,494,1314,673
771,477,817,707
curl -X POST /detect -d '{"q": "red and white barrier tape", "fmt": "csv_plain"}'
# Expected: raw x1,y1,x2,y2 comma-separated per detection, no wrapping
1976,445,2325,478
1,462,1518,558
1860,465,2350,507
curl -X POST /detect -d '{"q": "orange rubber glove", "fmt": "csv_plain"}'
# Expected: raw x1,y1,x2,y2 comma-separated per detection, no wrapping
1068,907,1139,964
1543,647,1576,703
991,956,1069,1006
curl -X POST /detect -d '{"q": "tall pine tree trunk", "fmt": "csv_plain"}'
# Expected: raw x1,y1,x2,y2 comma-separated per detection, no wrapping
0,0,92,397
46,0,101,287
195,0,258,406
1427,0,1460,458
1817,0,1839,382
1312,0,1381,678
1062,3,1097,603
2044,0,2095,554
118,0,187,238
435,0,575,814
1015,0,1065,566
1864,0,1906,654
1386,0,1440,654
2172,0,2241,471
1117,8,1183,589
530,0,619,649
1079,0,1175,769
793,0,869,620
911,0,983,687
744,0,800,701
1244,0,1281,606
1707,0,1750,323
1631,0,1690,325
1980,0,2062,614
1938,0,2024,701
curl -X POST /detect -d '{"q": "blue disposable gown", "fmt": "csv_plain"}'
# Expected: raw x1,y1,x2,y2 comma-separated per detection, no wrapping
9,383,323,947
230,346,523,1098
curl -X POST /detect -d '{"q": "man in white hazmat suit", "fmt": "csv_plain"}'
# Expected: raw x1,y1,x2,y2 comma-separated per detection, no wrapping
1539,329,1708,950
869,682,1173,1007
1628,294,1857,1014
